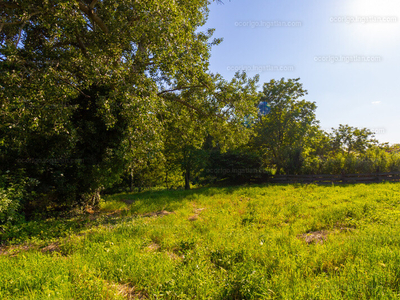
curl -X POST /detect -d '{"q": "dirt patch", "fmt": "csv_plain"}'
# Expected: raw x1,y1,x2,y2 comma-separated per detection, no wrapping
143,210,174,218
167,251,183,260
0,242,63,256
115,283,148,300
298,230,329,244
334,222,356,232
41,242,61,253
0,244,36,256
188,214,199,221
145,242,161,252
188,207,206,221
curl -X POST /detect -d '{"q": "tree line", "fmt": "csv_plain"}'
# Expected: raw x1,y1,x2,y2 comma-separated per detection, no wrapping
113,77,400,193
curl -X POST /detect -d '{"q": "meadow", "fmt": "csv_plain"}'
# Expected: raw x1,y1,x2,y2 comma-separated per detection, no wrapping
2,183,400,299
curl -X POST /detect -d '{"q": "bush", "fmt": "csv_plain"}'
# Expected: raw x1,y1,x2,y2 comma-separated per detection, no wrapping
301,156,323,175
0,188,20,225
0,174,25,226
203,150,267,184
307,147,400,175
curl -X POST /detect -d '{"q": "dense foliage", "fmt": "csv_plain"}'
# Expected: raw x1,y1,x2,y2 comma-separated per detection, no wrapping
251,78,318,175
1,0,259,216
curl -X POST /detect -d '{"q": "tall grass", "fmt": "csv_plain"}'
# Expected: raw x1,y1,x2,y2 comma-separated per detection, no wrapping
2,183,400,299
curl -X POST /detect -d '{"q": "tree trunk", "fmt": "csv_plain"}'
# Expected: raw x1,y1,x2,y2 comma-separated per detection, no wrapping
91,190,101,208
165,170,169,190
275,165,281,175
83,189,101,210
129,167,133,192
184,168,190,190
183,149,191,190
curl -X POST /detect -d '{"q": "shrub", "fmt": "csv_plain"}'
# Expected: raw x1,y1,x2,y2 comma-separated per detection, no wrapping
203,150,267,184
0,174,25,226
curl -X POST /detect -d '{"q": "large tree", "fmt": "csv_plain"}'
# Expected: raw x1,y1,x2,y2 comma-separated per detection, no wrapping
330,124,378,156
162,72,260,189
0,0,255,211
252,78,319,175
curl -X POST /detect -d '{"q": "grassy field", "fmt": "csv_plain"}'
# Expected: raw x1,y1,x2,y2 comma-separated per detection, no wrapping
2,183,400,299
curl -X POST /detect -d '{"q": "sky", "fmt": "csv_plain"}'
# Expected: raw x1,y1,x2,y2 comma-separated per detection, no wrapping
202,0,400,145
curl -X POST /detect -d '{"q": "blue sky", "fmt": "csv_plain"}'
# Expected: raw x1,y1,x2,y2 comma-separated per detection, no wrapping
203,0,400,144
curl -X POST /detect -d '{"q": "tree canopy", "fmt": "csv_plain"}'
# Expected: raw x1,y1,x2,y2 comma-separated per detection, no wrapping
251,78,319,174
1,0,259,210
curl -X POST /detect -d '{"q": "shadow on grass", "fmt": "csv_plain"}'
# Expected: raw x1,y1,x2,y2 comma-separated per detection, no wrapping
0,211,127,246
0,185,246,247
105,185,244,214
2,182,369,247
2,181,395,252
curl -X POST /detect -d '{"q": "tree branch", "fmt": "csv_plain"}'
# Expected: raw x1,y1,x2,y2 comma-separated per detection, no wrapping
14,25,23,47
89,0,98,9
0,10,40,33
58,76,91,98
0,2,20,9
78,1,109,34
157,85,205,96
0,20,24,27
160,93,205,117
174,98,204,116
75,32,88,56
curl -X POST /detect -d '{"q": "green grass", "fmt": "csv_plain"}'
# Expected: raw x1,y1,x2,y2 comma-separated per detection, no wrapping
2,183,400,299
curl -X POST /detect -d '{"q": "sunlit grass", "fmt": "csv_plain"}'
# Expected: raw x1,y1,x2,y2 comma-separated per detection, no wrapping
2,183,400,299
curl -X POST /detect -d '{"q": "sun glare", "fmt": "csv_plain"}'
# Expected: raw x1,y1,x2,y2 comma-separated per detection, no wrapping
343,0,400,45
